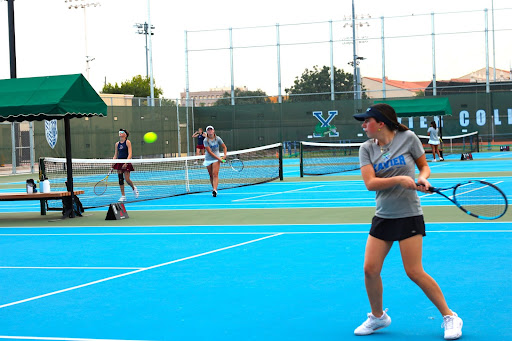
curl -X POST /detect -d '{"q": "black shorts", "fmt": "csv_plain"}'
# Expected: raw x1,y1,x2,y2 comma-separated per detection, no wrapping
370,215,426,241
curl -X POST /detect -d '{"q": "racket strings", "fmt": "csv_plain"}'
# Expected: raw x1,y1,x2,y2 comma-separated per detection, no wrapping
454,182,507,218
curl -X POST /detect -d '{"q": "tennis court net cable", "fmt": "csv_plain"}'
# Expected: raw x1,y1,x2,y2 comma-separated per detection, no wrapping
41,143,283,209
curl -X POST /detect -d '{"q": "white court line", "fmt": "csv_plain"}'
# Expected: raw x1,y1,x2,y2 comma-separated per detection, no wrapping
0,233,283,310
232,184,325,202
0,266,142,270
0,336,149,341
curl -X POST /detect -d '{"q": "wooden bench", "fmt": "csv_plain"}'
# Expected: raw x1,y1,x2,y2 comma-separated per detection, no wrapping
0,191,85,215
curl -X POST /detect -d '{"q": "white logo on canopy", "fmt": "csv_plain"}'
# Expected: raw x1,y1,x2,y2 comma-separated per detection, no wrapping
45,119,58,149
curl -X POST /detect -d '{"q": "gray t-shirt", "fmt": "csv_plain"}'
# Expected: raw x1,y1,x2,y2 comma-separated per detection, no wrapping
359,130,425,219
427,127,440,142
203,136,224,161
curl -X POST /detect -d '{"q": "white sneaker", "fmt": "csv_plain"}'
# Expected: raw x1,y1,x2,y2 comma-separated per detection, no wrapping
118,195,126,202
354,309,391,336
440,157,444,161
133,186,139,198
432,159,437,162
442,312,463,340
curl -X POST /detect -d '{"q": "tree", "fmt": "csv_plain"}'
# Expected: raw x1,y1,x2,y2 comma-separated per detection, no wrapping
285,65,366,102
214,88,269,106
102,75,163,98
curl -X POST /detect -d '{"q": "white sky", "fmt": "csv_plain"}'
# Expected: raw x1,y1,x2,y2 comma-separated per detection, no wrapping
1,0,511,99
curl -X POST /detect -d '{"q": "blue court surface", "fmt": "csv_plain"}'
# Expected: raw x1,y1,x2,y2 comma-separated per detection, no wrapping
0,154,511,340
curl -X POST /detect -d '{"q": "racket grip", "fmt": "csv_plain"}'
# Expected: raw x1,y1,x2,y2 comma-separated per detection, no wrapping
221,159,226,163
416,183,434,192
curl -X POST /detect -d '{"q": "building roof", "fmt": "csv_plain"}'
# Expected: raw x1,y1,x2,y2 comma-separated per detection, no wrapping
364,77,430,91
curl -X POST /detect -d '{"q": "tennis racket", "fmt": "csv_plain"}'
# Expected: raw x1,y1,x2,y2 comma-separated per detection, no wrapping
223,158,244,172
419,180,508,220
94,168,114,195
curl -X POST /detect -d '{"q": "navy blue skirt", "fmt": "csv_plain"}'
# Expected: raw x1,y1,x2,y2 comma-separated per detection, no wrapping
370,215,426,241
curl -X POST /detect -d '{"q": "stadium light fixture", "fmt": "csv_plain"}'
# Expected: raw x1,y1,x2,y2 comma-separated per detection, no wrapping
65,0,101,80
134,22,155,79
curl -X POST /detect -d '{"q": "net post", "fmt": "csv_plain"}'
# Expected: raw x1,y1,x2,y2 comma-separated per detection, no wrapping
299,142,304,177
279,143,283,181
476,132,480,152
38,157,46,182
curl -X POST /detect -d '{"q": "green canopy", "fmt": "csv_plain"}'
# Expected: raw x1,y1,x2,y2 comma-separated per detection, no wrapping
0,74,107,122
374,97,452,117
0,74,106,218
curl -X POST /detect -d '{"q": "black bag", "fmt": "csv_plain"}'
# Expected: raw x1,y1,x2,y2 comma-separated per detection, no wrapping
62,196,84,218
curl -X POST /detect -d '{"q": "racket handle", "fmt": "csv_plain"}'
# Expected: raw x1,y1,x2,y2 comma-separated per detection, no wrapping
416,183,434,192
221,159,226,163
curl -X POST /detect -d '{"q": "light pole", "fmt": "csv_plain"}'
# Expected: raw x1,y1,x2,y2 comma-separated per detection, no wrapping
134,22,155,79
344,2,370,101
65,0,100,80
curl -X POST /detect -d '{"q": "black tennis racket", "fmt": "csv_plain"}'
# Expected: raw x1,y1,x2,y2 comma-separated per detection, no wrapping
94,168,114,195
223,158,244,172
419,180,508,220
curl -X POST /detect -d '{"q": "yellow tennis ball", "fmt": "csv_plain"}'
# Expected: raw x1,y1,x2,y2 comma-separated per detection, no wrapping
144,132,157,143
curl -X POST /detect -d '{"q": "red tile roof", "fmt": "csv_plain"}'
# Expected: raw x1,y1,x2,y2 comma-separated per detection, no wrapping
365,77,430,91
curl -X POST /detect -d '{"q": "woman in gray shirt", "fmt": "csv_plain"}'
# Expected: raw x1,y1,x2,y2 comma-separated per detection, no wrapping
203,125,227,197
352,104,462,340
427,121,444,162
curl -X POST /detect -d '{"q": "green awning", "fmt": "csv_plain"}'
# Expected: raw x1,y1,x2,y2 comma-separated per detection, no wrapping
0,74,107,122
374,97,452,117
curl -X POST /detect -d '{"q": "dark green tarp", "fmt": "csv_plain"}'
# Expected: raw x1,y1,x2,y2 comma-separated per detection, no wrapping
0,74,107,122
0,74,106,217
374,97,452,117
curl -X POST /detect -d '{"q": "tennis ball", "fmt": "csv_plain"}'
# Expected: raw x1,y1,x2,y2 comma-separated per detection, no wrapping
144,132,158,143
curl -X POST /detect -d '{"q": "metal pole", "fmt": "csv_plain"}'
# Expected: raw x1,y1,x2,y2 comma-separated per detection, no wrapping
185,30,190,109
83,6,90,79
7,0,17,174
381,16,386,98
432,12,437,96
229,27,235,106
29,122,34,173
329,20,335,101
176,101,181,156
7,0,16,78
64,116,75,218
186,99,190,156
276,23,282,104
491,0,496,81
147,0,155,106
145,23,149,79
351,0,358,100
485,9,490,93
11,123,16,174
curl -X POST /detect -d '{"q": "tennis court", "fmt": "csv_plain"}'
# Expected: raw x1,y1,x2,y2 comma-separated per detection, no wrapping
0,152,511,340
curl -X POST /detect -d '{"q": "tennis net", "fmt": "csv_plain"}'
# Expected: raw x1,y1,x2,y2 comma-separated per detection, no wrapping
300,141,363,177
41,143,283,209
417,131,479,156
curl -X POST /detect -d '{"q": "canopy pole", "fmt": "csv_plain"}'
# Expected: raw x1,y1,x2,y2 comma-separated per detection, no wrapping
64,116,75,218
8,0,18,174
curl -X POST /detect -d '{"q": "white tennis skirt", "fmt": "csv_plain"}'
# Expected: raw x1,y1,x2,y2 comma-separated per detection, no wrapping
203,159,219,167
428,140,440,145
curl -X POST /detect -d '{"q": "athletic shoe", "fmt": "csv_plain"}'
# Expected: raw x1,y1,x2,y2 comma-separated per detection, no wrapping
133,186,139,198
354,309,391,336
442,312,463,340
440,157,444,161
432,159,437,162
118,195,126,202
212,190,217,197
